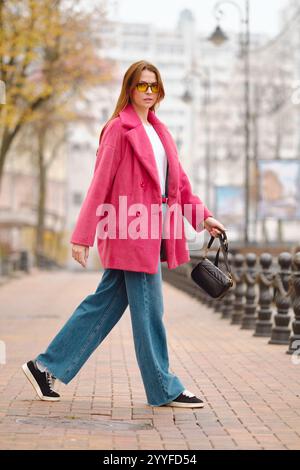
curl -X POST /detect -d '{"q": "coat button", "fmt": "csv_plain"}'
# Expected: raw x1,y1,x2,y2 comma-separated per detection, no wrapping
136,211,141,216
140,181,145,188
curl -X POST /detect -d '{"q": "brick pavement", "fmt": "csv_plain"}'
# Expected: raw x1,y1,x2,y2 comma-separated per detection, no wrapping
0,269,299,450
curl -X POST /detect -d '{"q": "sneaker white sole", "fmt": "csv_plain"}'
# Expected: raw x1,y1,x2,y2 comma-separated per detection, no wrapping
164,401,205,408
22,363,60,402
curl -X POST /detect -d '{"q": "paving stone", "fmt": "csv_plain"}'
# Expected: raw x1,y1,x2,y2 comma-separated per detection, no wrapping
0,270,299,450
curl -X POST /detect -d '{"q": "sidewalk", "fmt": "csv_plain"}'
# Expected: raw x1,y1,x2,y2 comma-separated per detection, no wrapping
0,269,299,450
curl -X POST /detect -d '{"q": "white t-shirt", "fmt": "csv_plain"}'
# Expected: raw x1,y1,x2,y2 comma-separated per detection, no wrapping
143,123,168,196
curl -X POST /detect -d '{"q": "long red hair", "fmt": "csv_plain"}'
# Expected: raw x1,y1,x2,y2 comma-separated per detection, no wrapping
99,60,165,143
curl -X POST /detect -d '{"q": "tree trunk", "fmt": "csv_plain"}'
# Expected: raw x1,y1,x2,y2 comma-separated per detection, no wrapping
34,130,47,263
0,127,18,191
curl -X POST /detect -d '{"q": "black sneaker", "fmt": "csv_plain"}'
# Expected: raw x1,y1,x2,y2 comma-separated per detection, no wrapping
22,360,60,401
164,389,204,408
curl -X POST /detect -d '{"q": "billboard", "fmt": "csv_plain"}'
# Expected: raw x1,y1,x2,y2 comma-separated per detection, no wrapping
215,186,245,231
258,160,300,220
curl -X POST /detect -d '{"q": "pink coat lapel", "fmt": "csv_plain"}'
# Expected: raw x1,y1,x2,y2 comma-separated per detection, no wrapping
119,103,179,199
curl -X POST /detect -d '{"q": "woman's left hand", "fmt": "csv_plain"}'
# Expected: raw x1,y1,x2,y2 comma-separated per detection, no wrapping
204,216,226,238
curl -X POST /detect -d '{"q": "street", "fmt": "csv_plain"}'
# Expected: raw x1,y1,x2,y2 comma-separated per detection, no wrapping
0,270,299,450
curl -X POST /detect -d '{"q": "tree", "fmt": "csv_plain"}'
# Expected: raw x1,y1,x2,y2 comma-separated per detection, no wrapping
0,0,114,188
0,0,115,258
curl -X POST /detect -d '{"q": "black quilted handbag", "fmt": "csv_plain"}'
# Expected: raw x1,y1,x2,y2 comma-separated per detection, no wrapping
190,231,233,299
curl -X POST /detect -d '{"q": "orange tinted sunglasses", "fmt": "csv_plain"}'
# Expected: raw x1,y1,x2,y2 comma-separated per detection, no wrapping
136,81,159,93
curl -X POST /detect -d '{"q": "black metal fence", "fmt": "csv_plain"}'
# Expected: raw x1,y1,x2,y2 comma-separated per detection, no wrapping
0,250,63,283
162,250,300,356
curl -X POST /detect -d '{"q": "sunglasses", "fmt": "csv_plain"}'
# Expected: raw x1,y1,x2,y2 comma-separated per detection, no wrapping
136,81,159,93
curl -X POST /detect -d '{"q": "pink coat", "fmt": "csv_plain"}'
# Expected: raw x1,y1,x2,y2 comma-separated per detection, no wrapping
70,102,213,274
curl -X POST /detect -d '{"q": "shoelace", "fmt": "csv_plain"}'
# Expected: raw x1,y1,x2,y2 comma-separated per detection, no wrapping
182,389,195,398
45,371,56,392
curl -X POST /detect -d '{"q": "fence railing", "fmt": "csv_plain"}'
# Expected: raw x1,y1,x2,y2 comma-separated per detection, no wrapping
0,250,31,279
162,250,300,357
0,250,63,285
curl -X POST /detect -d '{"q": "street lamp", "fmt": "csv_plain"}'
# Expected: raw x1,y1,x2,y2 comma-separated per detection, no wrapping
208,0,251,244
182,67,212,210
208,25,229,46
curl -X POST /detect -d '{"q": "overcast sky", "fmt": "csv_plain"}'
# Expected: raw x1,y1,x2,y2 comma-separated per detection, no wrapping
106,0,290,37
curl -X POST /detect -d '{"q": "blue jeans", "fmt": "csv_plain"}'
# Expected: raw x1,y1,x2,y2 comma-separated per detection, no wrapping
35,247,185,406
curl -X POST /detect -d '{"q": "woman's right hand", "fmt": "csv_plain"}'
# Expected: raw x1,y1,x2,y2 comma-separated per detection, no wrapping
71,243,89,268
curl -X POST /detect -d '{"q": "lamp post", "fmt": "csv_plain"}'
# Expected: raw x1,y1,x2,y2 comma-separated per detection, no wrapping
182,67,212,209
208,0,250,244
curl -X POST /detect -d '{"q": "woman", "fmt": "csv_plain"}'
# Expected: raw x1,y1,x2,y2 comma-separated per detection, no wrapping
22,60,225,408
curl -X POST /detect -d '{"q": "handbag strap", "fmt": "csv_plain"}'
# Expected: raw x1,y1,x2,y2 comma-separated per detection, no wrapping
204,231,232,275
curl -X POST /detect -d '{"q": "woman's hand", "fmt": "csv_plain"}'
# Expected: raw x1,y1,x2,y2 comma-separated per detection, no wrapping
204,217,226,238
71,243,89,268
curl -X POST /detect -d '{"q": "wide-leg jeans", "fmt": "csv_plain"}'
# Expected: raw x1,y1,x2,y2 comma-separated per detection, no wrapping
36,206,185,406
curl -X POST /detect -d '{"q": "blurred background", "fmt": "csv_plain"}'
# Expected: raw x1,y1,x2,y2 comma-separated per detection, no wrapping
0,0,300,272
